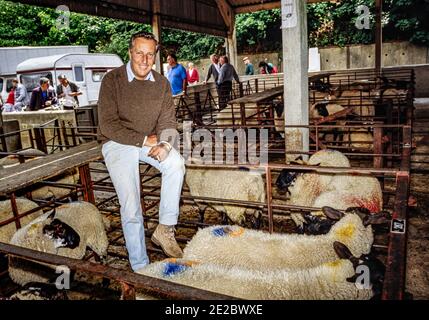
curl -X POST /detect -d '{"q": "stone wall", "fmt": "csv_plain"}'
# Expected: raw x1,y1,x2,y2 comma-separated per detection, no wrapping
180,41,428,81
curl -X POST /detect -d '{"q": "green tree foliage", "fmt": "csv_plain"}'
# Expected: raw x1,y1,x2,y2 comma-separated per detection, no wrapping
383,0,429,46
308,0,375,47
235,9,282,52
0,0,427,62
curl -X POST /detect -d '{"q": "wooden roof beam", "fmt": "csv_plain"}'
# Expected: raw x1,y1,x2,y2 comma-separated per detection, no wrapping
215,0,235,34
233,0,341,14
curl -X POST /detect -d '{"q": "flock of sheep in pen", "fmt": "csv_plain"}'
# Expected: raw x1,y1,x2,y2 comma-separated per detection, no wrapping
215,75,409,151
0,75,410,300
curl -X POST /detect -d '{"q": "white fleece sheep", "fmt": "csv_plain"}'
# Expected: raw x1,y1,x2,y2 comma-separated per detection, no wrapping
336,89,375,117
342,128,374,151
8,201,108,285
183,212,373,271
0,149,46,169
185,167,265,225
286,149,351,208
29,168,80,200
0,198,44,243
286,149,383,226
137,257,373,300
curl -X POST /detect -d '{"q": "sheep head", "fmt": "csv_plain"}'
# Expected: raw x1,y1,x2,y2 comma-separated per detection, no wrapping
333,241,385,297
42,209,80,249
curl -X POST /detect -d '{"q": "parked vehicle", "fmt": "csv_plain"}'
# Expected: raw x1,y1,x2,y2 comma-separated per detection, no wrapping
16,53,124,106
0,46,88,103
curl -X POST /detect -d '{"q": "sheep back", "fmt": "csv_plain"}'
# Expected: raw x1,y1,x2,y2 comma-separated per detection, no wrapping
0,198,43,243
137,258,372,300
8,201,108,285
8,212,87,285
183,215,373,271
30,168,80,200
185,168,265,224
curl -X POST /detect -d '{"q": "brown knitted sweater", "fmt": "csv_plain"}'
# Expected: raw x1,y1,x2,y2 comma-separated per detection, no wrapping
97,65,177,147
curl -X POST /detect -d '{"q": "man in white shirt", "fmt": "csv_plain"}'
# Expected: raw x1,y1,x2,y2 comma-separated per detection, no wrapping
56,75,82,110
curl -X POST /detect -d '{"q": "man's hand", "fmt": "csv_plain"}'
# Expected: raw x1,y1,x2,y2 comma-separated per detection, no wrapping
148,143,171,162
144,134,158,147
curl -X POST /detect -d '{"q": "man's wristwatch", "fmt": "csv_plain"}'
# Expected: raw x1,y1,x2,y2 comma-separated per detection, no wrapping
158,141,172,152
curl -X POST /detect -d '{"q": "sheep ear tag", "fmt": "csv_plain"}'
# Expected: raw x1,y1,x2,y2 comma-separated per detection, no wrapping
212,226,245,237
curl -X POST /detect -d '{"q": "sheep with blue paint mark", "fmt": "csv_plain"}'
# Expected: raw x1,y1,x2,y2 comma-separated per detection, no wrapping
137,240,383,300
182,207,388,271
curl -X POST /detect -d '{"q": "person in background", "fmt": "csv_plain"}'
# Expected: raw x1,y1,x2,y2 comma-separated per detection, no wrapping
12,79,29,111
29,77,57,111
0,84,15,112
259,61,275,74
243,57,254,75
166,53,187,96
186,62,199,86
56,74,82,110
217,55,240,110
203,54,220,84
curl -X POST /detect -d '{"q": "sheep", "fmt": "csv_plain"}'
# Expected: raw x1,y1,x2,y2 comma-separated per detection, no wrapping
0,148,46,169
310,101,346,120
9,282,69,300
276,149,383,227
137,241,383,300
8,201,108,285
341,128,374,151
181,206,386,272
309,102,374,150
185,167,265,226
0,149,80,200
29,168,80,200
335,89,376,117
0,198,44,243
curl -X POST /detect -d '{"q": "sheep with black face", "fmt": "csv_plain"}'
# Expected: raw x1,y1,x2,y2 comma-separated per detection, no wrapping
276,149,383,228
182,206,389,271
138,241,385,300
8,201,108,285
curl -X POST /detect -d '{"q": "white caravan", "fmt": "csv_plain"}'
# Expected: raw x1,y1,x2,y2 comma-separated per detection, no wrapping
16,53,123,106
0,46,88,103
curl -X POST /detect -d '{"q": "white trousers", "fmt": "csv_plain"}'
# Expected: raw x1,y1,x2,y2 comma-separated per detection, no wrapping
102,140,185,271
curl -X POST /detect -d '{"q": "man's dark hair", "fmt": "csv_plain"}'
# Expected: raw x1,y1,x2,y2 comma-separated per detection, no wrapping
221,55,229,64
168,53,178,62
129,31,159,51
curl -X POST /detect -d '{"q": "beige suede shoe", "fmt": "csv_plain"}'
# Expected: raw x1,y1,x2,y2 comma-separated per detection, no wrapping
151,224,183,258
